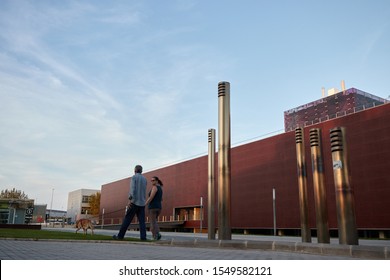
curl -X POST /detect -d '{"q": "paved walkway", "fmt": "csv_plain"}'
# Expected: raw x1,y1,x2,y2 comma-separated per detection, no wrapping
0,227,389,260
0,239,351,260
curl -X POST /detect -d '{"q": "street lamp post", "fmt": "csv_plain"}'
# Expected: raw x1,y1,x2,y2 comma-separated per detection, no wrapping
273,187,276,236
49,188,54,227
200,196,203,233
101,208,105,229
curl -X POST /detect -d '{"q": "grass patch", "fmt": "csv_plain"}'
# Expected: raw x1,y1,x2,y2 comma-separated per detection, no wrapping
0,228,145,242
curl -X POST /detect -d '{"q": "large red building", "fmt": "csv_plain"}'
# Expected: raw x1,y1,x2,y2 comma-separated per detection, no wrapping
100,88,390,238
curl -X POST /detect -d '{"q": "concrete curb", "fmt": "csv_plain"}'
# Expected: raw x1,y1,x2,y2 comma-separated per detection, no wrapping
162,238,389,260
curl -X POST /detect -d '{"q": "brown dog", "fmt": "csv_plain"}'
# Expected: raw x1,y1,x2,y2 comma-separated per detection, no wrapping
75,219,94,235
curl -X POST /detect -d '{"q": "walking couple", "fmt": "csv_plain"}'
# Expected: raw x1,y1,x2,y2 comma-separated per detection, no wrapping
113,165,163,241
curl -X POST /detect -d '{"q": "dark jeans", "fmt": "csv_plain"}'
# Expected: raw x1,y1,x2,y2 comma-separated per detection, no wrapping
117,203,146,240
148,208,161,238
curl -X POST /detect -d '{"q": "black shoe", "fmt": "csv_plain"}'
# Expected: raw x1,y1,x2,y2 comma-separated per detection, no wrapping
156,233,162,240
112,235,123,240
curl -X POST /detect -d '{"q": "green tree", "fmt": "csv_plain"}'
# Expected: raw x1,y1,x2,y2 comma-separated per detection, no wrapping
0,188,29,199
88,192,100,216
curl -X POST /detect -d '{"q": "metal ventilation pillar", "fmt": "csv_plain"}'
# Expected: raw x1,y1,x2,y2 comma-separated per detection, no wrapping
217,81,232,240
295,127,312,243
330,127,358,245
208,128,216,240
310,128,330,243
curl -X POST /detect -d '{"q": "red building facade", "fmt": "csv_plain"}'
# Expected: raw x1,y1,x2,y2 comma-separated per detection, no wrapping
101,101,390,237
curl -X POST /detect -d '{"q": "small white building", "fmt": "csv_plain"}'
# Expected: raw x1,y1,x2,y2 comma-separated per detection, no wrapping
66,189,99,223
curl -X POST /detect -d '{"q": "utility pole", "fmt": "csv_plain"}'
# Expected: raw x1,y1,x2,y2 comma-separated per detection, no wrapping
49,188,54,227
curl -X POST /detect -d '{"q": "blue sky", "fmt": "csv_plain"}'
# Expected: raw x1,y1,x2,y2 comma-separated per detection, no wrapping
1,0,389,210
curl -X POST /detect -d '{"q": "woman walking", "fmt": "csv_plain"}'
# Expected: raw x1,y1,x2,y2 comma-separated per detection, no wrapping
146,176,163,240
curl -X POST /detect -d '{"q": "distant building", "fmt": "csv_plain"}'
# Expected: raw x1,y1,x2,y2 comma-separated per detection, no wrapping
46,208,67,224
0,198,34,224
0,200,65,225
66,189,100,223
32,204,47,224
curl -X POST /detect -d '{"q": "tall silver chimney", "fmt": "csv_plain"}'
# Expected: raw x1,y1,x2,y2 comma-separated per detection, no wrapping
218,81,232,240
295,127,312,243
330,127,358,245
208,128,216,240
310,128,330,243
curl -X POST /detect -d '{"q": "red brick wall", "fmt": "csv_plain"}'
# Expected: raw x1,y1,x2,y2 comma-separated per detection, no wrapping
100,177,130,222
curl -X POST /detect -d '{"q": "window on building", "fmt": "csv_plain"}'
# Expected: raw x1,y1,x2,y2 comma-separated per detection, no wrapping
81,207,91,214
174,206,203,221
82,196,90,203
0,209,10,224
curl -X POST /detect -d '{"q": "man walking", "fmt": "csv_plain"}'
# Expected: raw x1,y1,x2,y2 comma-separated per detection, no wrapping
113,165,147,240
